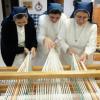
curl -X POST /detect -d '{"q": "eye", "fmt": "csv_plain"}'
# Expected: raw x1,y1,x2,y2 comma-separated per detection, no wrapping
76,15,88,20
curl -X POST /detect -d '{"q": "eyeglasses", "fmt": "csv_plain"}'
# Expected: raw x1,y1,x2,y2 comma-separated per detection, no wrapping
76,15,89,20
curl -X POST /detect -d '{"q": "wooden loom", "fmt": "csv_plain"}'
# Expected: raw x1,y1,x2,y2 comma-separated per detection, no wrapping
0,65,100,100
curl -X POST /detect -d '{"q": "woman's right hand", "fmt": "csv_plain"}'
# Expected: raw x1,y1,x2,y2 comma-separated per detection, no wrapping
43,37,55,49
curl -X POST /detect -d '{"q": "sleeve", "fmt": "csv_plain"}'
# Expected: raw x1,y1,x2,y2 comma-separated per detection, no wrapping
1,19,11,47
15,47,24,54
84,24,97,55
58,34,69,53
1,19,16,66
57,20,70,53
27,16,38,49
37,15,47,45
31,21,38,49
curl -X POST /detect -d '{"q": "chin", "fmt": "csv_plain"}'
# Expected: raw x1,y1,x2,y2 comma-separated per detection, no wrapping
52,21,57,23
78,23,84,26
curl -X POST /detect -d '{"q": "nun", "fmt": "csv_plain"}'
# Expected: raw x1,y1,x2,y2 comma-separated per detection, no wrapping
32,3,68,66
1,7,37,67
58,2,97,66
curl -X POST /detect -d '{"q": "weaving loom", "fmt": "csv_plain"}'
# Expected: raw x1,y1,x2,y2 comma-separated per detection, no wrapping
0,66,100,100
0,51,100,100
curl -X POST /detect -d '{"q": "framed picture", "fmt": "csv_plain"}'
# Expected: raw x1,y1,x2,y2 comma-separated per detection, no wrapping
22,1,33,10
19,0,47,14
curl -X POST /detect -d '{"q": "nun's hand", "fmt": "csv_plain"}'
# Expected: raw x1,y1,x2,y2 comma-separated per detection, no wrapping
24,48,29,54
43,37,55,50
67,48,78,55
80,53,88,63
31,47,36,57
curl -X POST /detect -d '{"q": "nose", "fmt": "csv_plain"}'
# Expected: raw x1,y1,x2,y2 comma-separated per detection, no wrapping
52,18,58,23
79,18,84,22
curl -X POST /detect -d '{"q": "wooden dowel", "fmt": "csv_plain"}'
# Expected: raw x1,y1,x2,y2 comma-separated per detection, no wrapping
0,64,100,71
11,81,21,100
0,70,100,80
85,80,99,100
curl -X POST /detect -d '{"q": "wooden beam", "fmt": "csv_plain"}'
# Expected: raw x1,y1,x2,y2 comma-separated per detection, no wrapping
93,53,100,61
0,70,100,80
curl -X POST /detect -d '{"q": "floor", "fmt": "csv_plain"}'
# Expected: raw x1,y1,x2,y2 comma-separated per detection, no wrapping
0,34,6,66
0,50,6,66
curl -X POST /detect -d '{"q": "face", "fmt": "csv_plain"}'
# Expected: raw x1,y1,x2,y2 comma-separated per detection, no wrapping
75,11,89,26
49,13,61,23
14,16,28,27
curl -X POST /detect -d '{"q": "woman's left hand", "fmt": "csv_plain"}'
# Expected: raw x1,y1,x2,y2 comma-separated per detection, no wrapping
31,47,36,57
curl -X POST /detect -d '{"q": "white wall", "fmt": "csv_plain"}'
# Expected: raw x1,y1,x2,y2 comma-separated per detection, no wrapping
0,0,3,32
64,0,74,17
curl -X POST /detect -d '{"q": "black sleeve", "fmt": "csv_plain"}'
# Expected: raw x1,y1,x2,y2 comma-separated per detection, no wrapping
15,47,24,54
1,18,15,66
25,15,38,50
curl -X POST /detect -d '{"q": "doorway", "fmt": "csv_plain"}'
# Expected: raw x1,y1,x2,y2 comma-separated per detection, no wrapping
1,0,19,17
